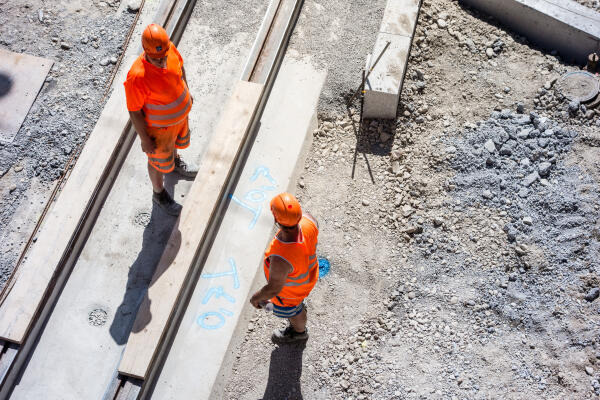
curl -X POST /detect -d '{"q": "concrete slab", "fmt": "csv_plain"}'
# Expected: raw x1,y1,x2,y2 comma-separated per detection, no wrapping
460,0,600,64
363,0,422,119
0,49,52,143
379,0,420,37
363,33,412,119
149,55,325,400
9,2,267,399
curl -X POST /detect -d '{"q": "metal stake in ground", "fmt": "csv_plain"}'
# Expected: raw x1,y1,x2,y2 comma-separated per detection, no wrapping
347,41,390,106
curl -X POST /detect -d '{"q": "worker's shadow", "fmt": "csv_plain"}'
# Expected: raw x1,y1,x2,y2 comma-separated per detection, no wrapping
260,341,306,400
109,200,181,345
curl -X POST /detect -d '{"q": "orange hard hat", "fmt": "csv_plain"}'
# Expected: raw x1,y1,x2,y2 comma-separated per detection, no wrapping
270,193,302,227
142,24,170,58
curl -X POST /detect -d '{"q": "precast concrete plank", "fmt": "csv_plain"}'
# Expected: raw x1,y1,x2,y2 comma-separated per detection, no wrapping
363,0,422,119
363,33,412,119
379,0,421,37
150,56,326,400
0,49,52,143
117,80,264,380
9,3,266,398
460,0,600,63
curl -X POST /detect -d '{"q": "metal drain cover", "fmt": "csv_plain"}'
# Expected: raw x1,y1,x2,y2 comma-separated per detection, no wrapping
556,71,599,102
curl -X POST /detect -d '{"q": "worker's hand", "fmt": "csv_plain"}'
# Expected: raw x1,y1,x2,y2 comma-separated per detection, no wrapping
249,291,263,309
140,137,156,153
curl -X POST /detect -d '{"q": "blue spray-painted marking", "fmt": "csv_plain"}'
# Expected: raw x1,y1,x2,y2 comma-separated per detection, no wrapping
229,166,278,230
197,311,225,330
200,258,240,289
202,286,236,305
318,257,331,279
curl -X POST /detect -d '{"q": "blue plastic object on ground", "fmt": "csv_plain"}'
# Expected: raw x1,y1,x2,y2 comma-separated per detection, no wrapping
318,257,330,279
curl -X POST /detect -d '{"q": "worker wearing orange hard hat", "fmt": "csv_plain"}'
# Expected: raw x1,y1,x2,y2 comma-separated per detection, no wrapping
124,24,197,216
250,193,320,343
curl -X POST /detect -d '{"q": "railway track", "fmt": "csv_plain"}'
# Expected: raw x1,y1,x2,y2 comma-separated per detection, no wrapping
0,0,303,398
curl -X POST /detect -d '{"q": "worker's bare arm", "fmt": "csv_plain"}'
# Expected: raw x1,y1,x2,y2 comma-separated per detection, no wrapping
129,110,155,153
249,256,291,308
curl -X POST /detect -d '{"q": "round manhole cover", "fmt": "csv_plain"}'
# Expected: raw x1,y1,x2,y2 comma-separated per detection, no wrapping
133,211,151,227
556,71,599,102
88,308,108,326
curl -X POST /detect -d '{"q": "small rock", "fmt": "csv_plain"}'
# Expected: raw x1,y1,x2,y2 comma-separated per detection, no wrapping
247,323,254,331
482,189,494,200
450,296,459,304
538,162,552,177
433,217,443,227
568,100,580,114
110,56,118,64
486,48,495,58
9,184,17,193
362,199,370,206
437,19,447,29
408,292,416,300
484,139,496,153
585,288,600,302
60,42,71,50
522,171,539,187
523,216,533,225
391,161,401,175
99,58,110,66
586,366,594,376
38,9,44,22
516,103,525,114
298,180,305,188
14,165,23,172
127,0,141,12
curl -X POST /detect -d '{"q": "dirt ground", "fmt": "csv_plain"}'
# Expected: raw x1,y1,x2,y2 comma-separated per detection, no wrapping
223,0,600,399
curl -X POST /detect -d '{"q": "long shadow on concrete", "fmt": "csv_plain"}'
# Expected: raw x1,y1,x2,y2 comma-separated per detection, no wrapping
109,199,179,345
261,341,306,400
0,72,13,98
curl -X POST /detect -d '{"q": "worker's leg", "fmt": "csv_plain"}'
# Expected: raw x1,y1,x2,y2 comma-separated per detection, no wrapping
147,162,164,193
288,307,307,333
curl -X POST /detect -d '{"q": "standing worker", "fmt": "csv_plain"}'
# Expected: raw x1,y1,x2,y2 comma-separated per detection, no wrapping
250,193,320,343
124,24,197,216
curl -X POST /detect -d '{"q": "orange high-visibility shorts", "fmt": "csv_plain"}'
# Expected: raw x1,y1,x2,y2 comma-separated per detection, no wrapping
145,117,190,173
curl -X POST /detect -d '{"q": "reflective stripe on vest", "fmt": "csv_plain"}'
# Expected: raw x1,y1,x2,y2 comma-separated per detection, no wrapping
143,85,191,128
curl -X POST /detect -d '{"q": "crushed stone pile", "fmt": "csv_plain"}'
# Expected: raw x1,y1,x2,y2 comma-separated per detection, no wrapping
448,109,600,272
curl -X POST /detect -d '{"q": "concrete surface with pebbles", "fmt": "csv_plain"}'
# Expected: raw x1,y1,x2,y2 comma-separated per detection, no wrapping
223,0,600,399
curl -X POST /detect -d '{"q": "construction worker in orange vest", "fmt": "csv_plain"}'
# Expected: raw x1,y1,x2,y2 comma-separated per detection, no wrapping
124,24,197,216
250,193,320,343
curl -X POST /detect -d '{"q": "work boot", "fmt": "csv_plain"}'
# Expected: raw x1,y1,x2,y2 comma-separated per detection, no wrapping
271,326,308,344
174,155,198,178
152,189,182,216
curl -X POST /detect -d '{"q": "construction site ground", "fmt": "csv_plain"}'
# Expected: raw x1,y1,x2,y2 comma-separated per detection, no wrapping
0,0,599,399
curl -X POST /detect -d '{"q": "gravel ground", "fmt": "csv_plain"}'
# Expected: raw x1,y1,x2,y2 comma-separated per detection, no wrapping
575,0,600,12
289,0,386,114
224,0,600,399
0,0,136,286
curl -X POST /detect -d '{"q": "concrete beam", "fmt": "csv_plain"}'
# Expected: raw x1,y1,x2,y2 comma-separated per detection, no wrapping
363,0,422,119
149,56,325,400
460,0,600,64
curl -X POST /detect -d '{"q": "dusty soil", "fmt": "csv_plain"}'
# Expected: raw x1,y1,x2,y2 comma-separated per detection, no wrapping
223,0,600,399
0,0,136,286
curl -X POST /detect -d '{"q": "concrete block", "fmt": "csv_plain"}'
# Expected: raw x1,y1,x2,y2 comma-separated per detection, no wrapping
363,33,412,119
380,0,421,37
460,0,600,64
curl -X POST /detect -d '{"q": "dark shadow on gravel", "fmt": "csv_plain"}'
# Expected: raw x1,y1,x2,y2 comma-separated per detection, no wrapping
109,200,179,345
0,73,13,98
261,341,307,400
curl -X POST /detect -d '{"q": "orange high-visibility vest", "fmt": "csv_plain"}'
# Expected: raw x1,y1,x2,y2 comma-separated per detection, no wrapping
124,42,192,128
263,215,319,307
